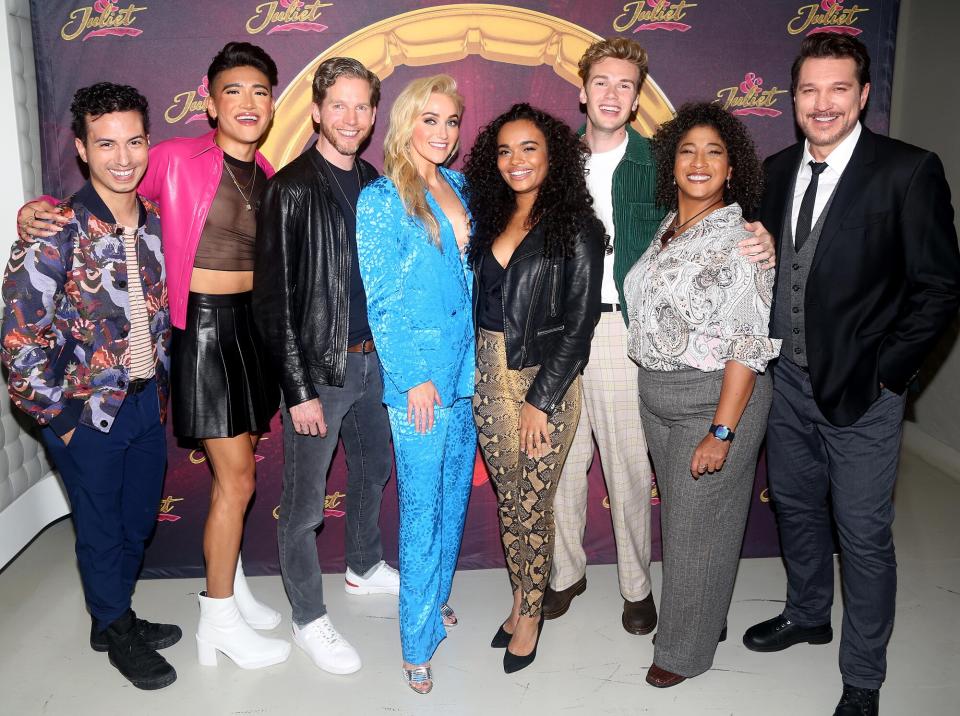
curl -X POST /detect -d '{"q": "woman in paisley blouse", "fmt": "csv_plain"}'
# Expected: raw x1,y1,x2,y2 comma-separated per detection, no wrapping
355,74,476,695
623,102,780,688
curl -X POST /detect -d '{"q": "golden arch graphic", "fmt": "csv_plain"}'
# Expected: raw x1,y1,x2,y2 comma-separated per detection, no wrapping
260,3,675,169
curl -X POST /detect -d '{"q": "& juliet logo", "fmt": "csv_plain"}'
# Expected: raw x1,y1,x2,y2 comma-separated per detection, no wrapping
165,75,210,125
157,495,184,523
788,0,869,36
272,491,346,520
60,1,146,42
613,0,698,33
246,0,333,35
716,73,788,118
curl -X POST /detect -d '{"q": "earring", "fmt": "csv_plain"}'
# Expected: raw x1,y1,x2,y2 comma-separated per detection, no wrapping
726,176,731,189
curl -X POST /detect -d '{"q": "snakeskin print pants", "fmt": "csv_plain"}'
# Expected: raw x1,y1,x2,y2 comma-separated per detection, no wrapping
473,329,581,616
388,397,475,664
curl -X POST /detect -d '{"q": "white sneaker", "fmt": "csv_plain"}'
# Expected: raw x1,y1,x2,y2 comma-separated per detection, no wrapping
345,561,400,596
293,615,362,675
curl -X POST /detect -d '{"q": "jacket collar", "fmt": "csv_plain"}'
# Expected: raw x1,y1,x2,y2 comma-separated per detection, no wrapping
577,123,654,167
188,128,273,174
74,181,147,228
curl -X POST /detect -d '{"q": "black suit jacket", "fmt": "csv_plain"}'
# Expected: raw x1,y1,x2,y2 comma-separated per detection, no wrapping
762,126,960,426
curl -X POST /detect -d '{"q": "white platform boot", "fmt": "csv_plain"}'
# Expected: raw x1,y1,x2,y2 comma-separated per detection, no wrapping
196,592,291,669
234,556,282,630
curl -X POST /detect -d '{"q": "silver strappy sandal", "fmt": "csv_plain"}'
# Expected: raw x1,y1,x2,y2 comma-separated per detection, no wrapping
440,602,458,627
402,664,433,694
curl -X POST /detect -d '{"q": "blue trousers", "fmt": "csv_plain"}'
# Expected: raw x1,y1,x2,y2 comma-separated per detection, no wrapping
41,382,166,631
387,398,475,664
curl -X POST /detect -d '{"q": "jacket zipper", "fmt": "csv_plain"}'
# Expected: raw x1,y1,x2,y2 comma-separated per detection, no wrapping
550,261,559,317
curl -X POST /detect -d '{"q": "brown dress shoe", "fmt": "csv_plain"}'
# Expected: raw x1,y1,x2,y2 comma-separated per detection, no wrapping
622,592,657,635
542,576,587,619
646,663,686,688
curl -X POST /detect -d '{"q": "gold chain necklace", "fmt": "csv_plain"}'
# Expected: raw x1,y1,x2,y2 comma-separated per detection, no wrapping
223,159,257,211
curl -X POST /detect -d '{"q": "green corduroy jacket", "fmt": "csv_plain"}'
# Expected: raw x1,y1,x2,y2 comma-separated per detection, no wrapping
581,124,667,325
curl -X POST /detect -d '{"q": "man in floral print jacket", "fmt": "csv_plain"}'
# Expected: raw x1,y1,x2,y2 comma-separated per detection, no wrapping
1,83,179,690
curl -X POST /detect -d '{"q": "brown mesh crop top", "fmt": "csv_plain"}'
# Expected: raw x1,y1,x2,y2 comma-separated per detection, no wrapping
193,153,268,271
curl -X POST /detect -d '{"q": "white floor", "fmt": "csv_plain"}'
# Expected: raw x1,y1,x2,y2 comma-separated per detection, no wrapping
1,449,958,716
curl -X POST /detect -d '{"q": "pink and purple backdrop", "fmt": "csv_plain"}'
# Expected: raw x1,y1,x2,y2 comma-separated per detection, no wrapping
27,0,900,576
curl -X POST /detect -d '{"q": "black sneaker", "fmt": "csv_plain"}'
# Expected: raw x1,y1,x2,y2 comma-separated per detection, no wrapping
105,611,177,690
91,610,182,652
833,685,879,716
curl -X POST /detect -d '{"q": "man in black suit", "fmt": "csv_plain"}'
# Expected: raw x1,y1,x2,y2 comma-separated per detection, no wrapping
742,33,960,716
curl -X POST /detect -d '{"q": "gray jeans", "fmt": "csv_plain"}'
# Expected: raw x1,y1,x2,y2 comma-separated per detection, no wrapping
278,351,393,627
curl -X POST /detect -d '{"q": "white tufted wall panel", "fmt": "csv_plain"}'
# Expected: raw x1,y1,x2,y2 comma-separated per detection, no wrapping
0,0,69,568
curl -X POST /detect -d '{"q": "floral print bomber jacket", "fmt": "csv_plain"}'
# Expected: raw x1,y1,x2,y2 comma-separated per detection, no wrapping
1,183,170,436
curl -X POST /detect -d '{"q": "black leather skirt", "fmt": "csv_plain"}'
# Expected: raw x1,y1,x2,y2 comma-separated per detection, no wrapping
171,291,279,440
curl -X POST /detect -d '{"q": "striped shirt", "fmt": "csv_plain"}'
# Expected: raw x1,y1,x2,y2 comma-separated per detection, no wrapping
121,227,156,380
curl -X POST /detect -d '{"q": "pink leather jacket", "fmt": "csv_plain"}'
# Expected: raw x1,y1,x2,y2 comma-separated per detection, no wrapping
138,130,275,328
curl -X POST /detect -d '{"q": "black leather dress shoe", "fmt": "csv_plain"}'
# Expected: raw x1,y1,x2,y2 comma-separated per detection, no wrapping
622,592,658,635
542,576,586,620
91,610,182,652
742,614,832,652
833,685,879,715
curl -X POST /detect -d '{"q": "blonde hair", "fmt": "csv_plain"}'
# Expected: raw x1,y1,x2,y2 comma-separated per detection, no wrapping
577,37,649,88
383,74,464,246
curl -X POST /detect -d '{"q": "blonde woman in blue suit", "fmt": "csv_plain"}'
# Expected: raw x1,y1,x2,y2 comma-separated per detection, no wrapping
355,74,475,695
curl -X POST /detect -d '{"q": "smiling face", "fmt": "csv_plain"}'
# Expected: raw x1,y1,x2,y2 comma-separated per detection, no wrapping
409,92,460,173
74,110,149,202
673,124,731,206
579,57,641,136
206,65,274,155
496,119,549,199
794,56,869,161
312,76,376,163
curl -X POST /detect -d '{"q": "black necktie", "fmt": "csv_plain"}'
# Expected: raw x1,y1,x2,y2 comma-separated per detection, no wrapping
795,160,828,251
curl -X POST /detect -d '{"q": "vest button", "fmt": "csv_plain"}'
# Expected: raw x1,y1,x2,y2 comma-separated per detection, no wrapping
792,285,800,292
792,307,800,313
794,347,801,354
793,328,800,334
792,263,800,270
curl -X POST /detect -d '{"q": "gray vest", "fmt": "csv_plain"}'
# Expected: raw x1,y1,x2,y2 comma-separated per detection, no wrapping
772,180,838,367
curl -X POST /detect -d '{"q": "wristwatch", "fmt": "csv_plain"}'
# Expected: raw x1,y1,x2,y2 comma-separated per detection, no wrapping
709,424,735,442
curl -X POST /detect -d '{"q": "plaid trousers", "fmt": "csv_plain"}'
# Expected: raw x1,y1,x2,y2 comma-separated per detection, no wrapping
550,312,653,601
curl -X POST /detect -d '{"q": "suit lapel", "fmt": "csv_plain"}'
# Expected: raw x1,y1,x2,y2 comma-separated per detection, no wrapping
809,127,877,275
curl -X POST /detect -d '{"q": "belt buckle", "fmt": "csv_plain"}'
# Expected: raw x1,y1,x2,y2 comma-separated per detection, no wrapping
127,378,149,395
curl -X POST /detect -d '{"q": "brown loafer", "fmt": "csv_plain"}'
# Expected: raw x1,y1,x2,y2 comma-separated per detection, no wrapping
542,576,587,620
622,592,657,635
646,663,686,688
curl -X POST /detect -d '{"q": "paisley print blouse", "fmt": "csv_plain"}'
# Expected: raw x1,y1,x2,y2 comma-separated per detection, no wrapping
624,203,780,373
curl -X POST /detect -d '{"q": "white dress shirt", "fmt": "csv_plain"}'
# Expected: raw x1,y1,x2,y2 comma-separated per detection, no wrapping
790,121,862,245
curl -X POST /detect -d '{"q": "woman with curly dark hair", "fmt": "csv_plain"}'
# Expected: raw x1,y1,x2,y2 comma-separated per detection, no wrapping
464,103,605,673
622,102,780,687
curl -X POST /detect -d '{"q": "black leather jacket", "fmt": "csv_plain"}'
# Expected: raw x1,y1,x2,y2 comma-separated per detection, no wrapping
472,217,605,414
253,149,378,408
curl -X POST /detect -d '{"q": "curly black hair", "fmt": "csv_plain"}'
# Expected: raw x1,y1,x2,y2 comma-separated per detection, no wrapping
464,103,603,260
70,82,149,143
207,41,278,90
652,102,763,214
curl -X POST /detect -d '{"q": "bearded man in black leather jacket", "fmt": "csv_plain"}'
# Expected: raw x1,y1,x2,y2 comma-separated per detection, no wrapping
252,58,399,676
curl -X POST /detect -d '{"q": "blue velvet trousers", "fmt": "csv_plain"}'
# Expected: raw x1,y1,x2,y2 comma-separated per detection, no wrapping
387,398,475,664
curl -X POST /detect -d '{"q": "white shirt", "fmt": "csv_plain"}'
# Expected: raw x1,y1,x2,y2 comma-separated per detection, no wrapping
585,135,628,304
790,121,862,245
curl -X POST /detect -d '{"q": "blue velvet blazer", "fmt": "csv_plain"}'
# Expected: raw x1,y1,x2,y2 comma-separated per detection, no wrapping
356,167,475,410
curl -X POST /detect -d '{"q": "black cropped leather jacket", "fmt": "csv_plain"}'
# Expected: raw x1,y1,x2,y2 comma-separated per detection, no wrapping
253,149,378,408
472,217,605,414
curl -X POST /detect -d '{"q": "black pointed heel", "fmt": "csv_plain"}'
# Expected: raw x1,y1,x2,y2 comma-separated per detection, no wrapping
503,616,544,673
491,623,512,648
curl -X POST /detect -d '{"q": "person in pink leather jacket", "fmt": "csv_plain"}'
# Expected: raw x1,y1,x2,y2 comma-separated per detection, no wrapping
19,42,290,670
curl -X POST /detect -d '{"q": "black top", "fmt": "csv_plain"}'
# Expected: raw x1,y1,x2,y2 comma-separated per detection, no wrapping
319,157,373,345
478,246,506,331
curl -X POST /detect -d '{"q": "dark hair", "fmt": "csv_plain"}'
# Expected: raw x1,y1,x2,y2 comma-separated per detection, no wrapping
70,82,149,143
652,102,763,214
790,32,871,94
464,103,603,261
207,41,278,90
312,57,381,108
